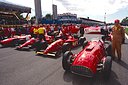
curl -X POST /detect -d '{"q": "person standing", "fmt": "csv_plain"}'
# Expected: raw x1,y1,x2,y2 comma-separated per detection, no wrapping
112,19,125,61
33,25,38,38
80,24,85,37
38,24,46,41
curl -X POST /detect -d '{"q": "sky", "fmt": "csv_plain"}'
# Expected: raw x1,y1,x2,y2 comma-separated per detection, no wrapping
1,0,128,23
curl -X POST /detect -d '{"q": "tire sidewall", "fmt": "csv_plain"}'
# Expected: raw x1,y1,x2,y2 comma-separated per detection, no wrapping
62,51,73,71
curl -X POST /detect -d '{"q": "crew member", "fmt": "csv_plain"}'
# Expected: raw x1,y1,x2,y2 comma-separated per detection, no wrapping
112,19,125,61
38,24,46,41
33,25,38,38
80,24,85,37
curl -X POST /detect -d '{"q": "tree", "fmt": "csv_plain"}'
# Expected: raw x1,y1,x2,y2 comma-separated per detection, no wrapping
121,17,128,26
45,14,52,20
31,16,36,20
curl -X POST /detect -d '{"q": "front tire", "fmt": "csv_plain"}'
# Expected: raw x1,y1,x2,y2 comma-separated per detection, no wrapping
78,37,86,45
105,41,112,56
102,56,112,79
62,51,73,71
82,41,88,49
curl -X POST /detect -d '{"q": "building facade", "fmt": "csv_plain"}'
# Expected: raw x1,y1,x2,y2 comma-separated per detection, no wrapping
57,13,77,24
78,17,104,26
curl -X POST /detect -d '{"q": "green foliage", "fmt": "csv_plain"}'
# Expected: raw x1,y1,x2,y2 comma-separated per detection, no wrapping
45,14,52,20
31,16,36,20
125,27,128,35
121,17,128,26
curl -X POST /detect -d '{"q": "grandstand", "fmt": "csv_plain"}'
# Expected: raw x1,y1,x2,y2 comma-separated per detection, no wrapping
0,1,31,26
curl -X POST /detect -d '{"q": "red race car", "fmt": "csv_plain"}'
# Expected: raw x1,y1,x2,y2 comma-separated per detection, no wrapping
0,35,31,47
36,34,86,57
62,38,112,79
16,35,54,50
84,26,101,34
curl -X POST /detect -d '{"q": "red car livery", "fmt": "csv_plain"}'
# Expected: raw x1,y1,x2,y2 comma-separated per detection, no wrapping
62,38,112,79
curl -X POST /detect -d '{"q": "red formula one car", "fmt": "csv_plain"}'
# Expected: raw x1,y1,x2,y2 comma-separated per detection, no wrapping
0,35,31,47
62,38,112,79
84,26,101,34
16,35,54,50
36,34,86,57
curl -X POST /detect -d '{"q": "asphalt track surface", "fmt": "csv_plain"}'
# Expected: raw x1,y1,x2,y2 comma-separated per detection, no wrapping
0,34,128,85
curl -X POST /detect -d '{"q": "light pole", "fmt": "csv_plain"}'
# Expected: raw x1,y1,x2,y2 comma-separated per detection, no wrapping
104,12,106,24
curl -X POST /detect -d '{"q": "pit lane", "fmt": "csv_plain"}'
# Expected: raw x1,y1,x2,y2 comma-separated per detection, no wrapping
0,34,128,85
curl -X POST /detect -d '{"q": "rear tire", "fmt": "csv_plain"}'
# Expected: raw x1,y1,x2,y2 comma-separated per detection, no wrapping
102,56,112,79
79,37,86,45
35,41,48,52
11,39,19,47
62,43,71,53
62,51,73,71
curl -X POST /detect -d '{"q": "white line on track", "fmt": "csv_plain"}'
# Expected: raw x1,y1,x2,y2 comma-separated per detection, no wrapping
125,33,128,39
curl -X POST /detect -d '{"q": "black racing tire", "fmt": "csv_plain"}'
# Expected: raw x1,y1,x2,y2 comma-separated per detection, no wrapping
101,28,105,35
78,37,86,45
18,39,26,44
62,51,73,71
0,43,6,47
62,43,71,53
55,50,62,58
35,41,48,52
82,41,88,49
11,39,19,47
73,34,79,39
41,41,48,49
105,41,112,56
30,43,35,49
102,56,112,79
101,35,106,42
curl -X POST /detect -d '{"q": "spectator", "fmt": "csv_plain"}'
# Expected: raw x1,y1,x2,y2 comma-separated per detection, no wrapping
80,24,85,37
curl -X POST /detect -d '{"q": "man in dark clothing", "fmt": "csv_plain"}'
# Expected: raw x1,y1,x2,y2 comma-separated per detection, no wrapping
80,24,85,37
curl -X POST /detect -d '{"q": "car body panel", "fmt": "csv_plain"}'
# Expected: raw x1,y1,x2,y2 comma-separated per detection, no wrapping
17,38,36,49
0,38,16,45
